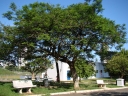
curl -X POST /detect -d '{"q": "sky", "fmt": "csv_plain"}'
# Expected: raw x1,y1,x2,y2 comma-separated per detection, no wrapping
0,0,128,50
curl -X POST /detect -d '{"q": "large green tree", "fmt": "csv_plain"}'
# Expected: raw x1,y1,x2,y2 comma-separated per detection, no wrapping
36,1,126,89
105,49,128,78
2,0,127,89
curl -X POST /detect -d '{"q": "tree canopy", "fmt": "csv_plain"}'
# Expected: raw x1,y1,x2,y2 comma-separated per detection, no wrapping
105,49,128,78
21,57,52,80
75,58,95,78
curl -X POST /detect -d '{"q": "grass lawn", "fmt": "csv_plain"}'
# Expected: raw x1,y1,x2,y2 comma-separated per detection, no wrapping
0,68,127,96
0,79,127,96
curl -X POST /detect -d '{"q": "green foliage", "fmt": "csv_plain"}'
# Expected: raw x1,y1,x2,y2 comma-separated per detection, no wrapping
75,58,95,78
0,24,16,60
105,49,128,78
5,65,18,71
21,58,52,75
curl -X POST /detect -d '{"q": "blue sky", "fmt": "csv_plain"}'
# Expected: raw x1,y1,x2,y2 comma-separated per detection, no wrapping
0,0,128,50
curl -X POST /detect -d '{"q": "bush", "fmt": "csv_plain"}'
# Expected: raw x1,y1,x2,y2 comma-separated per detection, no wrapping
5,65,18,71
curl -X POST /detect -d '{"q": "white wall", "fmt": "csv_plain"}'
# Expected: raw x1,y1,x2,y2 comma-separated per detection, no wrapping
59,61,70,81
42,61,110,81
95,62,109,78
42,62,57,81
42,61,71,81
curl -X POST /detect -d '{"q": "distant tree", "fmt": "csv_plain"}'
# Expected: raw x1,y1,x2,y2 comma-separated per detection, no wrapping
67,58,95,81
21,58,52,80
75,58,95,79
105,49,128,78
5,65,17,71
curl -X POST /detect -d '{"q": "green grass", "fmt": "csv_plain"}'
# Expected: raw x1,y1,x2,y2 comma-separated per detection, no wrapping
30,79,128,94
33,82,74,94
0,68,127,96
0,68,16,75
0,68,20,80
0,68,42,80
0,79,127,96
0,82,21,96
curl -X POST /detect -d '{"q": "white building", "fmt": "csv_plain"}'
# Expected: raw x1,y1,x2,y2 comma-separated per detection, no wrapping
42,61,110,81
94,61,109,78
42,61,72,81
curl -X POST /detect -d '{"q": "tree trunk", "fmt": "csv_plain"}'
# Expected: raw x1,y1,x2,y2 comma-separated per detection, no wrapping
70,64,79,90
79,78,81,82
31,73,35,80
121,74,124,79
73,75,79,90
56,61,60,82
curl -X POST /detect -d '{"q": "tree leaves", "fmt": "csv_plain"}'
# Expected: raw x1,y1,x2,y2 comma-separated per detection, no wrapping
75,58,95,78
105,49,128,78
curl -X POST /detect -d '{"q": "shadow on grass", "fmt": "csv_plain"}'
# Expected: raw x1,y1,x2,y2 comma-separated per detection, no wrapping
54,82,73,89
34,81,73,89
